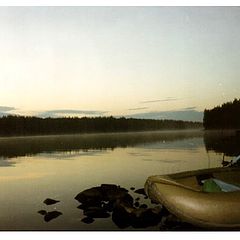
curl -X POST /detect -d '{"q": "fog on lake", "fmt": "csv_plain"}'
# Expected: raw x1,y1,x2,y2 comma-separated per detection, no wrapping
0,130,238,230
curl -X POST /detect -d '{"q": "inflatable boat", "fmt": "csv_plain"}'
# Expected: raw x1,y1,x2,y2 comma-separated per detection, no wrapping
145,167,240,229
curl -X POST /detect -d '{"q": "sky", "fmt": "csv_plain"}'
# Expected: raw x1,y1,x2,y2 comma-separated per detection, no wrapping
0,6,240,122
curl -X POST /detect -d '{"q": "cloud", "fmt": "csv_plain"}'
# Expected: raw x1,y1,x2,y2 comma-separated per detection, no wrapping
0,112,7,117
128,107,148,111
0,106,16,117
0,106,15,112
38,109,108,118
124,109,203,122
182,107,196,110
140,97,180,104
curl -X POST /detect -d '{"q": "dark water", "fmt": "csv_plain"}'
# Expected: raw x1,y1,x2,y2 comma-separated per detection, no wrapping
0,129,238,230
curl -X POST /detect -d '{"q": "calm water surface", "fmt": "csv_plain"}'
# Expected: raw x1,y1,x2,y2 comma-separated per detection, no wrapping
0,130,238,230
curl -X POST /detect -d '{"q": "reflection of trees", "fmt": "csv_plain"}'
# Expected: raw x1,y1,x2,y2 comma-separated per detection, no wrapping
203,131,240,157
203,98,240,129
0,116,202,136
0,130,203,159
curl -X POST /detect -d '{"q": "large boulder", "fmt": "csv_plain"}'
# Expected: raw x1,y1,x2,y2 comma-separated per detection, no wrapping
75,187,103,204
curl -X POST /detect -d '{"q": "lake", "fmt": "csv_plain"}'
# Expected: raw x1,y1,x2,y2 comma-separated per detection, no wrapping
0,129,238,230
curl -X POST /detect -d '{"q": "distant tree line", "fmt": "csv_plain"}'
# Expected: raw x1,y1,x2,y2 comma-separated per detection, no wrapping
203,98,240,129
0,115,202,136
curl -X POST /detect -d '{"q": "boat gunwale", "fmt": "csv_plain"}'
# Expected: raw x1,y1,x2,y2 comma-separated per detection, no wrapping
145,167,240,229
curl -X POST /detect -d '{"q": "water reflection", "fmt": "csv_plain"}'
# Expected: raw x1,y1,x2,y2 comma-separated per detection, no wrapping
38,210,63,222
204,130,240,157
0,130,202,160
0,130,230,230
1,130,239,169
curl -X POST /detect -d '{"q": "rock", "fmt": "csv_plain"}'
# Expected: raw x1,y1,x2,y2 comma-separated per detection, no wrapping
158,214,195,230
83,207,110,218
134,188,147,196
44,211,62,222
115,193,134,208
161,206,170,216
74,183,166,229
123,193,134,204
134,202,140,207
75,187,103,204
77,204,85,210
105,187,129,202
151,199,159,204
112,204,132,229
77,200,102,210
151,206,163,215
139,204,148,209
130,187,135,190
130,208,162,228
100,184,118,192
75,185,129,205
102,201,114,212
43,198,60,205
38,210,47,215
81,217,95,224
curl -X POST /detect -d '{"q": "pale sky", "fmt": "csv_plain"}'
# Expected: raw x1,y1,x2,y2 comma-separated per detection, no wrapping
0,7,240,121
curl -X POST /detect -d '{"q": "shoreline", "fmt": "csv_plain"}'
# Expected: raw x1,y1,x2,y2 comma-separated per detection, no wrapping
0,128,203,140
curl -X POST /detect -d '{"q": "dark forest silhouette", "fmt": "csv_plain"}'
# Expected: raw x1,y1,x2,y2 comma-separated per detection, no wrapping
203,98,240,129
0,115,202,136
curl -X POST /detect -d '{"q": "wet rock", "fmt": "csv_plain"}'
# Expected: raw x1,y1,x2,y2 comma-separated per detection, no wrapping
75,183,165,229
75,185,129,205
106,196,133,213
75,187,103,204
38,210,47,215
105,187,129,202
43,198,60,205
100,184,118,192
130,208,162,228
112,204,132,229
139,204,148,209
44,211,62,222
130,187,135,190
81,217,95,224
134,188,147,196
115,193,134,208
159,214,195,230
77,204,86,210
161,206,170,216
151,199,159,204
102,201,114,212
83,207,110,218
163,214,182,225
77,200,102,210
134,202,140,207
151,206,163,215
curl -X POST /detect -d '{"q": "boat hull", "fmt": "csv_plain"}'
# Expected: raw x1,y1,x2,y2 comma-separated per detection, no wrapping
145,167,240,229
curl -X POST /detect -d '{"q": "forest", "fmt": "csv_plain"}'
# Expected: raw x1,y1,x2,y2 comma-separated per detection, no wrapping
203,98,240,129
0,115,202,136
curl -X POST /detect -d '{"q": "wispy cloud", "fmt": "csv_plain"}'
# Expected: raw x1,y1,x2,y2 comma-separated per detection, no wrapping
0,106,15,112
38,109,108,118
128,107,148,111
140,97,180,104
0,106,16,117
124,109,203,122
182,107,196,110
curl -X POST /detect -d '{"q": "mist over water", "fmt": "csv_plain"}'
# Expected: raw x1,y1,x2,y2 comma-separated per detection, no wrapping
0,130,237,230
